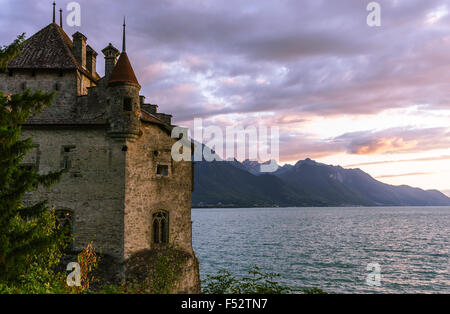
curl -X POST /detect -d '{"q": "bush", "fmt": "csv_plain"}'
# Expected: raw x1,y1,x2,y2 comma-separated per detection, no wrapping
101,246,186,294
202,266,327,294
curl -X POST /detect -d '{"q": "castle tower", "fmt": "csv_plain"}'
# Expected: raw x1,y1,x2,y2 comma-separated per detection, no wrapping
106,18,141,140
1,7,201,292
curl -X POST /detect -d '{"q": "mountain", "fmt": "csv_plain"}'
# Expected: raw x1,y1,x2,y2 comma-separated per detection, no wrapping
193,161,326,207
192,158,450,207
239,159,280,176
273,158,450,206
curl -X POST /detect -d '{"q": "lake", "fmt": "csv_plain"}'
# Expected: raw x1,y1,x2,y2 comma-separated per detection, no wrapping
192,207,450,294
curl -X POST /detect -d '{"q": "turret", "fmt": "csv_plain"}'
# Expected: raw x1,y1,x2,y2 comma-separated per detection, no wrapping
106,18,141,140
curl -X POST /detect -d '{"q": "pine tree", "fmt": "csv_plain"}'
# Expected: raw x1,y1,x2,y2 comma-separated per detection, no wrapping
0,34,65,283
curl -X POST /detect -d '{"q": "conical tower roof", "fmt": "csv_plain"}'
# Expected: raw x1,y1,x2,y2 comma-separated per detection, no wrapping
108,17,139,86
108,52,139,86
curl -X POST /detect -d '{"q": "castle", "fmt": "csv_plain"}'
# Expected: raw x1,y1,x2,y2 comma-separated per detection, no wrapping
0,6,200,292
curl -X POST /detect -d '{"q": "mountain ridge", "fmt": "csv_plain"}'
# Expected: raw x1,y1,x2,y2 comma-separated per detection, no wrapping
192,158,450,208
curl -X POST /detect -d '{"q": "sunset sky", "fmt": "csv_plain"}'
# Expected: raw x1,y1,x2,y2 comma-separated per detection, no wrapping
1,0,450,194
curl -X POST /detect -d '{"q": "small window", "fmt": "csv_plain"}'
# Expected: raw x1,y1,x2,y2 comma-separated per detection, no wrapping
59,71,64,77
62,156,71,170
64,146,75,153
21,82,27,90
31,71,36,77
8,70,13,77
152,211,169,244
123,97,132,111
55,83,60,91
61,145,75,170
156,164,169,176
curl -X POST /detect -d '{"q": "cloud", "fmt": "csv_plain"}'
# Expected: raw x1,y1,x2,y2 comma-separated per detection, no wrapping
277,126,450,162
335,127,450,155
376,172,434,179
344,155,450,168
348,137,418,155
3,0,450,163
3,0,450,123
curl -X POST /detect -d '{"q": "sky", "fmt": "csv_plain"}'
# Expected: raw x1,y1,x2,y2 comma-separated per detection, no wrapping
1,0,450,194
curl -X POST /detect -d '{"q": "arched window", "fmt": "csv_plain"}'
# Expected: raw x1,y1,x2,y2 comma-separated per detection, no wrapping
55,209,73,248
152,211,169,244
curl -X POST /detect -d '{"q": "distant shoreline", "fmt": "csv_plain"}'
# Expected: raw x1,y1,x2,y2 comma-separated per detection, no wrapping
192,205,450,209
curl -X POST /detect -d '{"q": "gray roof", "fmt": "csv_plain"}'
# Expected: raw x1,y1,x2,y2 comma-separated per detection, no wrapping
9,23,99,81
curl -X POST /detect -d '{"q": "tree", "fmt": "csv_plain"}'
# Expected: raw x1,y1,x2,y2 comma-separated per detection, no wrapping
0,34,65,284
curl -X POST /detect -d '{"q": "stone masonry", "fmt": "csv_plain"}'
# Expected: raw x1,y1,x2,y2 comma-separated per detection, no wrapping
1,17,200,293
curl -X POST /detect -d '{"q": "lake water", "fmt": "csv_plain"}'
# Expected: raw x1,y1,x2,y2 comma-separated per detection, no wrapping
192,207,450,294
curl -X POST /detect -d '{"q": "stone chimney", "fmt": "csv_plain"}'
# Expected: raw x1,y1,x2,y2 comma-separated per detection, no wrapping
72,32,87,69
86,45,98,75
102,43,120,80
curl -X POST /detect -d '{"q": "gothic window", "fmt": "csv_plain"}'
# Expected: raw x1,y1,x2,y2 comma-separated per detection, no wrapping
152,211,169,244
123,97,132,111
156,164,169,177
55,209,73,248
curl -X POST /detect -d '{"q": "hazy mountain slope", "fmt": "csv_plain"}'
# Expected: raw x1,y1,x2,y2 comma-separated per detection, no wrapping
273,159,375,206
274,159,450,206
337,168,450,206
192,158,450,207
192,161,326,207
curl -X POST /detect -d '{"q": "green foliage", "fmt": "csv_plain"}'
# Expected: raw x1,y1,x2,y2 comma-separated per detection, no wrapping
148,248,184,294
0,33,25,71
0,209,68,294
0,34,65,287
202,266,327,294
202,266,293,294
64,242,100,294
100,246,185,294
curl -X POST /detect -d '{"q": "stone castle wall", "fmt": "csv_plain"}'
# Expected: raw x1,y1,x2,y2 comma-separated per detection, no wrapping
0,69,97,122
21,127,126,260
2,56,200,292
123,124,194,257
0,70,78,121
123,124,200,293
